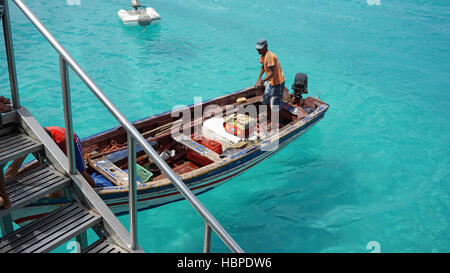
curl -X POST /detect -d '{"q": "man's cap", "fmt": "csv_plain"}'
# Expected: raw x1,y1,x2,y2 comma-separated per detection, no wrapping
255,39,267,50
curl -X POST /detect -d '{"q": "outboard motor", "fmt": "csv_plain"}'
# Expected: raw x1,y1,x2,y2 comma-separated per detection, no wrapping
290,73,308,106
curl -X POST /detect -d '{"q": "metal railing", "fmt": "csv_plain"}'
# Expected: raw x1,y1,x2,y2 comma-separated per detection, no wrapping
2,0,243,253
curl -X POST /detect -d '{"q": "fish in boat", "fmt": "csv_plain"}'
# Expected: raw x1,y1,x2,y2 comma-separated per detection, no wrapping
12,85,329,225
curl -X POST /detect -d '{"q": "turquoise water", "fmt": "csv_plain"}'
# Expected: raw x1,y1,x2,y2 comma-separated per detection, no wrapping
1,0,449,253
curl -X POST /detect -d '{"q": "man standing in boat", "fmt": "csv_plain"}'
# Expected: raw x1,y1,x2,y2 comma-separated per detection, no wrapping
254,39,285,130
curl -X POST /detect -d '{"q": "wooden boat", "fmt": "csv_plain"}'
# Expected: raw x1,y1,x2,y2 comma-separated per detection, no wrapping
12,86,329,225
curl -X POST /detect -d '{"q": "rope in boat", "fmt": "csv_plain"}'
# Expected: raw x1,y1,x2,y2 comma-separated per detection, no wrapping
100,140,126,154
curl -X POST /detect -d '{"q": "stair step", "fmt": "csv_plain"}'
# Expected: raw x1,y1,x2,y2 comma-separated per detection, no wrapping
0,110,17,129
0,202,101,253
0,166,71,218
82,239,129,253
0,132,43,165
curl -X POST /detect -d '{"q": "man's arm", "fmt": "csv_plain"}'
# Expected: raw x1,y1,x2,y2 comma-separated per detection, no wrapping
262,65,274,82
255,65,265,87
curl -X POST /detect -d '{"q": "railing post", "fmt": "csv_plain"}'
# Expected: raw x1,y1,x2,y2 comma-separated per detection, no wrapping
128,133,138,250
59,55,76,175
2,0,20,109
203,222,212,253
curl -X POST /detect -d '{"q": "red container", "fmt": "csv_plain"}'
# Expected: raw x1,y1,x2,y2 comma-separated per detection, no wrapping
187,149,214,166
224,114,256,139
224,123,252,139
153,161,199,180
186,136,222,166
193,136,222,155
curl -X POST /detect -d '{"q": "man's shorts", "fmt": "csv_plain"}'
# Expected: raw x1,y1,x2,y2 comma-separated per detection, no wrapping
262,82,284,112
74,135,85,172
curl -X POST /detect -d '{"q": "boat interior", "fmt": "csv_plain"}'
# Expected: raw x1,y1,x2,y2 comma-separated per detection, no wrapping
80,87,326,188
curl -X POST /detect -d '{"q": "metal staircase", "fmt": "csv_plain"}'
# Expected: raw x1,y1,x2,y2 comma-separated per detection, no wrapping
0,109,139,253
1,0,244,253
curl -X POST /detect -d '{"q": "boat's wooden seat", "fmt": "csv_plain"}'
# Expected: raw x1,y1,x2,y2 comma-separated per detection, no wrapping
173,135,221,162
234,95,263,108
88,158,129,187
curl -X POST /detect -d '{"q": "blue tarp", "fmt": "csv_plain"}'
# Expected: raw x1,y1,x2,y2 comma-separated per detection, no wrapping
92,169,141,188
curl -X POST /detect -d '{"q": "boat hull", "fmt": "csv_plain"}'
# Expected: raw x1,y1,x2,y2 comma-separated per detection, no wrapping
12,106,326,225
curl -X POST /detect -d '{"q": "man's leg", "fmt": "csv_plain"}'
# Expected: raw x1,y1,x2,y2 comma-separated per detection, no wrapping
269,82,284,132
262,82,272,106
259,84,274,134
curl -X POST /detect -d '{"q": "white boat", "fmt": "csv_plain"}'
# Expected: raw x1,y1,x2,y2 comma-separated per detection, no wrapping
118,4,161,26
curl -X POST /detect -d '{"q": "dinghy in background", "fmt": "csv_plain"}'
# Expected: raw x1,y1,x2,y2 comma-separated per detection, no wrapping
118,1,161,26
